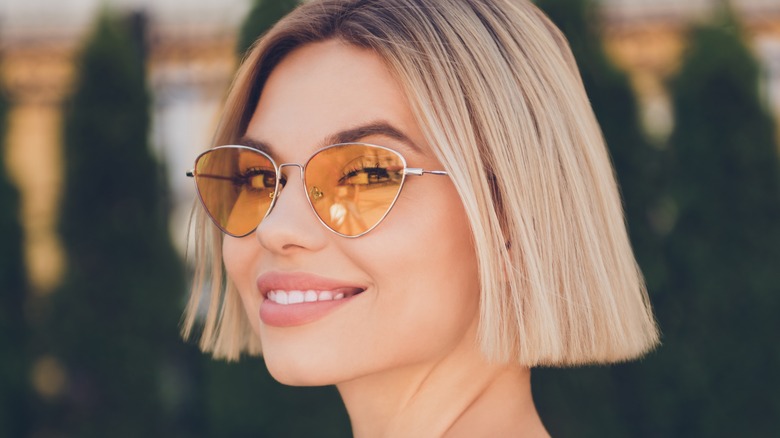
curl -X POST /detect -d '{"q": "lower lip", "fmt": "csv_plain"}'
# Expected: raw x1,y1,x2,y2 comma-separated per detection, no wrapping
259,295,357,327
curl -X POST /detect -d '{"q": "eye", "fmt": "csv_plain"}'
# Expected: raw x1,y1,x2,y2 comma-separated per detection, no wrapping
337,155,404,187
235,167,276,191
339,164,391,185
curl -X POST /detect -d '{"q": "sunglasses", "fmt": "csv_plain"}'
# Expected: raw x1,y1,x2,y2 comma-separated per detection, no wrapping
187,143,448,238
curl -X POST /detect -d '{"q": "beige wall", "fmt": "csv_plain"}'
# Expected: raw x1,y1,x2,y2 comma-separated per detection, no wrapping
604,7,780,141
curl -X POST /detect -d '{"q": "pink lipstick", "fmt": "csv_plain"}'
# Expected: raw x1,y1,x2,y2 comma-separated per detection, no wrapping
257,272,366,327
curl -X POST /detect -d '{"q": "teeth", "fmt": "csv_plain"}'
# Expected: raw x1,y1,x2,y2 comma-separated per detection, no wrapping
319,291,333,301
266,289,358,305
288,291,304,304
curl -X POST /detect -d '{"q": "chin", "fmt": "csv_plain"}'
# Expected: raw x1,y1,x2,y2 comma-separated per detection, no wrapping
262,354,342,387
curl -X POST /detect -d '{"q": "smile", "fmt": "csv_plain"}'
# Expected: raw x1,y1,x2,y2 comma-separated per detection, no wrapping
266,288,363,305
257,272,367,327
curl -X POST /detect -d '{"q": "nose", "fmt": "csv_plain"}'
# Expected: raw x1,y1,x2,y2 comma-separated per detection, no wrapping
255,163,328,254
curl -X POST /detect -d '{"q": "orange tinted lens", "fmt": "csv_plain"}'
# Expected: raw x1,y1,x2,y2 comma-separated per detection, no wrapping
195,147,277,236
305,144,405,236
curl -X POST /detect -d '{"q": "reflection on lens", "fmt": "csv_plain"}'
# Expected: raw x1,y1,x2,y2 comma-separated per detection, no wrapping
194,147,277,236
305,144,405,236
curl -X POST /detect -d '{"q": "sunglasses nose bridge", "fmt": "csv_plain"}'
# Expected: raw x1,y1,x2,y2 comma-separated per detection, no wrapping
277,163,305,185
264,162,317,227
273,162,307,200
278,162,304,170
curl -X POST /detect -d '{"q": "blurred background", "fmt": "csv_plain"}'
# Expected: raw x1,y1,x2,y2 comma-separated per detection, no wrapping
0,0,778,436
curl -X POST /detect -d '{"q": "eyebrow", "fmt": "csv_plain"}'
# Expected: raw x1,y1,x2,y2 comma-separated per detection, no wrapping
234,137,272,155
325,121,420,152
236,121,421,155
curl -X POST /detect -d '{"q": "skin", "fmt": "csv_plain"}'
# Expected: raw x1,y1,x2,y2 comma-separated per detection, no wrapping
222,39,548,437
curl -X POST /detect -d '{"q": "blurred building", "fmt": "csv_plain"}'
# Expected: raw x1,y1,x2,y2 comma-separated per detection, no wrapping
0,1,247,294
1,0,780,294
603,0,780,139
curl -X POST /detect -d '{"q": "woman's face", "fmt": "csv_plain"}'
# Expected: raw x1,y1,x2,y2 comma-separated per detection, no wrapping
223,40,480,385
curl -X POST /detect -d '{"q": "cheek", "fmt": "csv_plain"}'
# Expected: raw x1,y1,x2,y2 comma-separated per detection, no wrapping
349,185,482,362
222,237,247,285
222,237,262,327
405,222,478,326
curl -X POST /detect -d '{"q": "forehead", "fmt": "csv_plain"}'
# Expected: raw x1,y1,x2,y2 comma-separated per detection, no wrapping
244,40,425,158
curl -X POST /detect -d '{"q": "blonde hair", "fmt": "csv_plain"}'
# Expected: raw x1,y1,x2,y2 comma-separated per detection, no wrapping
182,0,659,365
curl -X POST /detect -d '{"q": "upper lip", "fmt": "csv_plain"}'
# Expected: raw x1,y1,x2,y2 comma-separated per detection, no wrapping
256,271,367,298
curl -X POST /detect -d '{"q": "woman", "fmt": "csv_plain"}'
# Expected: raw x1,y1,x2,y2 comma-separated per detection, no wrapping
183,0,659,435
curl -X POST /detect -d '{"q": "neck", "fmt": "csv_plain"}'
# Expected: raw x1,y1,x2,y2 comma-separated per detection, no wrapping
336,338,548,437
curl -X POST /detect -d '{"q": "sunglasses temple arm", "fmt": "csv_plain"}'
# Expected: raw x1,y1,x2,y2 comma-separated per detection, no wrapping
404,168,448,176
185,171,236,181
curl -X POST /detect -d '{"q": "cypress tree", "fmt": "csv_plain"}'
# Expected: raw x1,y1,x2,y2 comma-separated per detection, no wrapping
0,74,33,438
236,0,300,56
532,0,664,436
45,12,197,436
655,8,780,436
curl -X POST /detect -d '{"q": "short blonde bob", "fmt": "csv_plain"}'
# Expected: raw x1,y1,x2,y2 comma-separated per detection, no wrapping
182,0,659,366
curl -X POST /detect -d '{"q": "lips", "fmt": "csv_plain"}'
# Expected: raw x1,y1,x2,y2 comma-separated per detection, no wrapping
257,272,366,326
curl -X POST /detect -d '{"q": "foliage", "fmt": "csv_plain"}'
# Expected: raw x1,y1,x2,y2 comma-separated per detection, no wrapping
0,73,33,438
43,12,200,436
654,9,780,436
236,0,301,56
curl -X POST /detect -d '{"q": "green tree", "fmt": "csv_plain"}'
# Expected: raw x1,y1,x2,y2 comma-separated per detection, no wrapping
236,0,300,56
531,1,664,436
44,12,200,436
0,75,33,438
654,8,780,436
